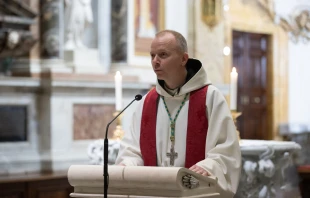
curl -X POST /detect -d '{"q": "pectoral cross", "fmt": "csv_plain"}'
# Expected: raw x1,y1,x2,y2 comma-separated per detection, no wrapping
161,94,188,166
166,145,178,166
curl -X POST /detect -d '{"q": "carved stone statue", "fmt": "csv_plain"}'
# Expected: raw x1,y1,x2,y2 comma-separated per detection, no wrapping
276,7,310,43
237,140,301,198
64,0,93,50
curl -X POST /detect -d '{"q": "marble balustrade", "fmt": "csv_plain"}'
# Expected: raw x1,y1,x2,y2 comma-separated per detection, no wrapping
88,139,302,198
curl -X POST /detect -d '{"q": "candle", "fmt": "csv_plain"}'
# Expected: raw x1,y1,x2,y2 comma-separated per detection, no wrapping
230,67,238,110
115,71,122,111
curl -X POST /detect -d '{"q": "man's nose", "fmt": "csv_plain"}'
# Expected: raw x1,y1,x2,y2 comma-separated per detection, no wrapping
152,55,160,65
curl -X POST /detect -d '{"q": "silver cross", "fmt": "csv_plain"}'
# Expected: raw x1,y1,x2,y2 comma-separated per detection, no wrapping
166,145,178,166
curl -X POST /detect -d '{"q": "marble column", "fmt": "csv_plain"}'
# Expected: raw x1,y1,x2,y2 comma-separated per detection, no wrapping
98,0,111,73
187,0,196,57
40,0,64,59
111,0,127,62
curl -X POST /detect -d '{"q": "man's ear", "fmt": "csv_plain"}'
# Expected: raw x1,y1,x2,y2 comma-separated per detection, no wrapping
182,52,189,66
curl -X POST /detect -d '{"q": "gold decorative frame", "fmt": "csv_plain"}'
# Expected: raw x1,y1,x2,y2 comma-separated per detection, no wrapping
201,0,222,28
134,0,165,56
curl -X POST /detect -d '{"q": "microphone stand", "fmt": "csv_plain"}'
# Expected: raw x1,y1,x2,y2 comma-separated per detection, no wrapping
104,95,142,198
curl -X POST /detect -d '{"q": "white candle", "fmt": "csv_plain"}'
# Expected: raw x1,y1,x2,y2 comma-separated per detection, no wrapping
115,71,122,111
230,67,238,110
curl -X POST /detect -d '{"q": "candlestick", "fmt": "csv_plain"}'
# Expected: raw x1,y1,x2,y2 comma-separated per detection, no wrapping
112,111,124,141
115,71,122,111
231,110,242,141
230,67,238,110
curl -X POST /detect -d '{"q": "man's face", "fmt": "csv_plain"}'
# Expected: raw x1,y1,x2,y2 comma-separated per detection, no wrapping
150,34,187,81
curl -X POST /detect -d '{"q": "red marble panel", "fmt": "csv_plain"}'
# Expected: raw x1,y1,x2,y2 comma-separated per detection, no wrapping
73,104,116,140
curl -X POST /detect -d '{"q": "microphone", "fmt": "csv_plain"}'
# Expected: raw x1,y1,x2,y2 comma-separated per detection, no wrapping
104,94,142,198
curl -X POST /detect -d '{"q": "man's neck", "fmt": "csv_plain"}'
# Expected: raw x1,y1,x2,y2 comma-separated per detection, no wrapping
164,70,187,90
164,83,178,96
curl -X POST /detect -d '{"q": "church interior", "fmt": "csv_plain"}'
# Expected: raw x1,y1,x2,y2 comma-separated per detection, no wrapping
1,0,310,197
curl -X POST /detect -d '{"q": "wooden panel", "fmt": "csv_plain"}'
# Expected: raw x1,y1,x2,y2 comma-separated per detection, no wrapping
28,178,72,198
298,166,310,198
233,31,270,140
37,190,69,198
0,183,27,198
0,175,72,198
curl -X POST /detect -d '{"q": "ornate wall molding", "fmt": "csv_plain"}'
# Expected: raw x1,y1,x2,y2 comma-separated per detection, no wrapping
0,0,37,59
257,0,310,44
257,0,275,21
276,6,310,44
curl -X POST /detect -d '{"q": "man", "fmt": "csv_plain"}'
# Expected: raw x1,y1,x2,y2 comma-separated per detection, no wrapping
115,30,241,197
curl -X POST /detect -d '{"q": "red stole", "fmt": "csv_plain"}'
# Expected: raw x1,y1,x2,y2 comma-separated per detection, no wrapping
140,86,209,168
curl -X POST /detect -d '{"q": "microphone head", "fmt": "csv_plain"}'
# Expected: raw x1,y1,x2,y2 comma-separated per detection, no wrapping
135,94,142,101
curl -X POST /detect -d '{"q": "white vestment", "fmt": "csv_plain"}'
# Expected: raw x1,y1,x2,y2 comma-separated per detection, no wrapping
116,59,241,197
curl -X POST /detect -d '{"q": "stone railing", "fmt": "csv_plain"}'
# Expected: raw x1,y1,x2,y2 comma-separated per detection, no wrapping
87,139,302,198
279,123,310,165
236,140,301,198
87,139,120,165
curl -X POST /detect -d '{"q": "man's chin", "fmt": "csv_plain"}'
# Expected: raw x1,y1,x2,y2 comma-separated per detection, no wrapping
157,76,164,80
156,74,164,80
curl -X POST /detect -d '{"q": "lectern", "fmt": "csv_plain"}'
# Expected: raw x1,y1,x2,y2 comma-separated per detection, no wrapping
67,165,221,198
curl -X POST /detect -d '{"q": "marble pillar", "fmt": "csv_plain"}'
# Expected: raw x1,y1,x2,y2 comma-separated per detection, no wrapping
98,0,112,73
40,0,64,59
111,0,127,62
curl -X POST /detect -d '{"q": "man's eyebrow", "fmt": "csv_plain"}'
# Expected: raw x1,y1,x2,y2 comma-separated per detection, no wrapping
156,48,169,52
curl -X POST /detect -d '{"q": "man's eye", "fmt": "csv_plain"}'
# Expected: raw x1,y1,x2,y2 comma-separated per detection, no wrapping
160,52,167,57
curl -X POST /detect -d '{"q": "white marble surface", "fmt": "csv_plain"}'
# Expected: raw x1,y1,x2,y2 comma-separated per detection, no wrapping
0,92,41,175
68,165,220,197
237,140,301,198
98,0,111,73
0,76,40,87
240,139,301,154
194,2,225,85
12,58,72,75
0,77,151,175
64,49,104,73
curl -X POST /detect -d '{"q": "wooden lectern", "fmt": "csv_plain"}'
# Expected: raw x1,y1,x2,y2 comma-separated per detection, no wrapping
67,165,221,198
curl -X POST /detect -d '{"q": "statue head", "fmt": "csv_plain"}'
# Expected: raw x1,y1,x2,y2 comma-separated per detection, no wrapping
6,31,20,50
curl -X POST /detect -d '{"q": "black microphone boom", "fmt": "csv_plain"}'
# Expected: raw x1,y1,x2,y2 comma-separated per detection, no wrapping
103,94,142,198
